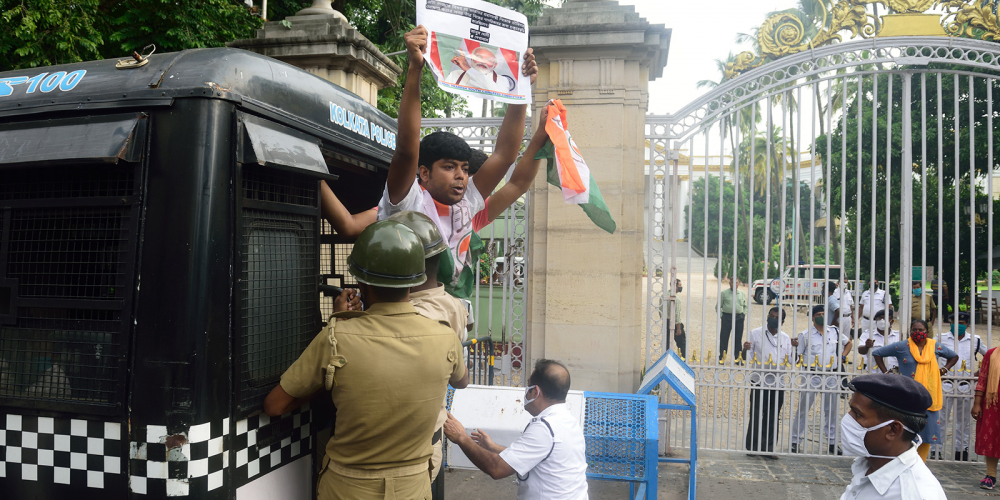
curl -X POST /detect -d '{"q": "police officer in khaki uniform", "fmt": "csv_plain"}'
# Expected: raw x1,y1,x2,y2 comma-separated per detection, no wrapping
388,211,469,493
263,220,469,500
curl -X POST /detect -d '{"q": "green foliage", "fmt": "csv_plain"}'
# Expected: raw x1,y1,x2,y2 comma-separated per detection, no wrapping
1,0,107,69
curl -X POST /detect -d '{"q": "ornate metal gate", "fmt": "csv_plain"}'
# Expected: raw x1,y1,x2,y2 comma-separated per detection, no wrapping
647,3,1000,461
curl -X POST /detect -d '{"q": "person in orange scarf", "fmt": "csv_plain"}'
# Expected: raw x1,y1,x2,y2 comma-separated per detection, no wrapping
873,319,959,462
972,343,1000,489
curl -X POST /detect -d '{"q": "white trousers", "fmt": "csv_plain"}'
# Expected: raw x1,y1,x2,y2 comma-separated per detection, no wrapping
790,374,841,445
935,393,974,452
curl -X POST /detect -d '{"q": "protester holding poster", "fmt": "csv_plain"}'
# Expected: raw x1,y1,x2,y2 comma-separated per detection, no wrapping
418,0,531,103
375,25,537,300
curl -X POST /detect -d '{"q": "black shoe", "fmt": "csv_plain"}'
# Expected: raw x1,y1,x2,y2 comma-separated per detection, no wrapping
963,449,970,462
790,443,798,453
954,451,962,461
762,455,779,460
829,444,843,455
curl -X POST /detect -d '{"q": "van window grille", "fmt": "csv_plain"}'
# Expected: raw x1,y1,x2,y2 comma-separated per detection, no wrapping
7,208,130,299
243,168,317,207
237,167,319,415
0,164,139,411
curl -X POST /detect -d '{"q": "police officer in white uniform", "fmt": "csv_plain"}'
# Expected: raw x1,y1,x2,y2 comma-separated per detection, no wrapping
840,374,947,500
935,312,986,461
792,305,853,454
443,359,588,500
833,278,856,336
859,278,892,335
857,309,901,374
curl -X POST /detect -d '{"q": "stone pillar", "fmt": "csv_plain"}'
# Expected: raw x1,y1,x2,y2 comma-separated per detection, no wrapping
528,0,669,392
228,0,400,106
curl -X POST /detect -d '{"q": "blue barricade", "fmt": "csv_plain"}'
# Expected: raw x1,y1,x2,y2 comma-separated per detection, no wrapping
583,392,659,500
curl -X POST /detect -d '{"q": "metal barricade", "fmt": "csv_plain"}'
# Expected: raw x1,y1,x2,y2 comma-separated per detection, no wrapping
584,392,659,500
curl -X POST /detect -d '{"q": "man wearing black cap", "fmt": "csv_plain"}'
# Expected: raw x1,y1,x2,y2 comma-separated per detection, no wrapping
840,374,947,499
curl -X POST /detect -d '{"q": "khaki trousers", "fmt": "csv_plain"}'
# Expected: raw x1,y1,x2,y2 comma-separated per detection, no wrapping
318,460,432,500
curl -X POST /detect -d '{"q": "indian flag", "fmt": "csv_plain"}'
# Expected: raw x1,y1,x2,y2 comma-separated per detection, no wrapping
535,99,616,234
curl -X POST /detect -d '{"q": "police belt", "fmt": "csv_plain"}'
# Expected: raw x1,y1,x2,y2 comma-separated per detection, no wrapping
327,459,430,479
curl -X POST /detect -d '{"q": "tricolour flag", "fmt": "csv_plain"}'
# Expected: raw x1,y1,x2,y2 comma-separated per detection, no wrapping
535,99,616,234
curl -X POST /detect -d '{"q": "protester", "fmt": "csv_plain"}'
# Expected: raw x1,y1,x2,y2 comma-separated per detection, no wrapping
935,311,985,461
742,307,792,458
443,359,588,500
717,277,748,362
388,211,470,486
791,305,852,454
872,319,958,462
972,344,1000,489
859,278,893,335
858,310,901,374
839,374,947,499
911,280,937,336
263,221,469,500
377,25,537,299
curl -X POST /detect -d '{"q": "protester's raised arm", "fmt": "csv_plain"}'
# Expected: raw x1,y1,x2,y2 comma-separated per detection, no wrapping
473,49,538,198
483,107,549,221
386,26,428,205
320,181,376,238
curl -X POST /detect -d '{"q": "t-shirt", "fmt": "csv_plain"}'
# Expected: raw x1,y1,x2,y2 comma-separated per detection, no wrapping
279,302,466,469
378,178,486,299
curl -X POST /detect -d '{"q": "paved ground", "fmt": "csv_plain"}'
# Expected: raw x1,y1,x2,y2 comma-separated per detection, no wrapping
444,450,998,499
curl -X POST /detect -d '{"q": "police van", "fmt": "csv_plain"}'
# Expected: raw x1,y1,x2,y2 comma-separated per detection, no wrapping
0,47,395,499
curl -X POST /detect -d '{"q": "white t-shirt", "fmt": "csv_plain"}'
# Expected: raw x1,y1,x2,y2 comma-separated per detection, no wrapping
499,404,589,500
378,177,486,289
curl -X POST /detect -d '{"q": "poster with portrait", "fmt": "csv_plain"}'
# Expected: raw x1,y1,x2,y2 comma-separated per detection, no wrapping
417,0,530,104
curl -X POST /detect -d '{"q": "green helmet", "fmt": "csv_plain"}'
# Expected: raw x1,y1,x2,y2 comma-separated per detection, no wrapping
387,211,448,259
348,220,426,288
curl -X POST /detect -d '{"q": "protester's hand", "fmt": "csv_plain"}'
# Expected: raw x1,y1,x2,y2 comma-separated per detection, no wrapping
533,104,549,137
743,341,752,351
471,428,496,452
404,26,428,69
451,53,471,71
973,403,983,421
939,367,948,376
522,48,538,84
865,339,874,349
333,288,361,312
443,411,468,443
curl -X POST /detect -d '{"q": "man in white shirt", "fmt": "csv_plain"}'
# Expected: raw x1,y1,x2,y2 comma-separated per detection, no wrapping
859,279,892,334
443,359,588,500
791,305,853,454
378,26,537,299
742,307,793,457
857,309,901,374
935,312,985,461
833,277,856,337
840,374,947,500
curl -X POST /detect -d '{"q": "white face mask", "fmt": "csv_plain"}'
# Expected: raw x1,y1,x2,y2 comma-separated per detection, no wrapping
524,385,539,408
876,319,887,331
840,413,919,459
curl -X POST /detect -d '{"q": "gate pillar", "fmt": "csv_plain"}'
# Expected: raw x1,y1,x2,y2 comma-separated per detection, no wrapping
528,1,670,391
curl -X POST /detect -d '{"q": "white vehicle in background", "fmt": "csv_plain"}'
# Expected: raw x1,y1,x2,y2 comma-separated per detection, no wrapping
752,264,842,304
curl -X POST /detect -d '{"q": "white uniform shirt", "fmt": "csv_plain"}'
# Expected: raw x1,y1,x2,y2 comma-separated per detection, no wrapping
840,444,947,500
797,325,849,371
745,326,793,387
859,289,891,319
499,403,589,500
377,178,486,287
834,287,855,327
858,330,901,373
937,331,987,392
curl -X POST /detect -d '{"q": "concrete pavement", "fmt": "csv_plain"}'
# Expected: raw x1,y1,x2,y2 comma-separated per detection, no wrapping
444,450,995,499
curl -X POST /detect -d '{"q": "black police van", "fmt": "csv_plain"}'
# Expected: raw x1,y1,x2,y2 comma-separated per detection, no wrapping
0,47,395,499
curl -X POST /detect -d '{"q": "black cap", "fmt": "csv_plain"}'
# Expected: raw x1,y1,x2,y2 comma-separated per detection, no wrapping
848,374,932,418
947,312,972,323
811,304,825,317
872,308,894,320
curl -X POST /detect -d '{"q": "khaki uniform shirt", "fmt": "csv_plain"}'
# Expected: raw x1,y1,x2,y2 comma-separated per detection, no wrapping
911,295,937,334
279,302,467,470
411,284,469,342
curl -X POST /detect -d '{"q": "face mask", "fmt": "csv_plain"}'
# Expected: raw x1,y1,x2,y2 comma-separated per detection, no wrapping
913,288,922,297
876,319,887,331
911,331,928,343
814,315,824,327
767,317,780,331
524,385,538,407
953,324,967,337
840,413,919,459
